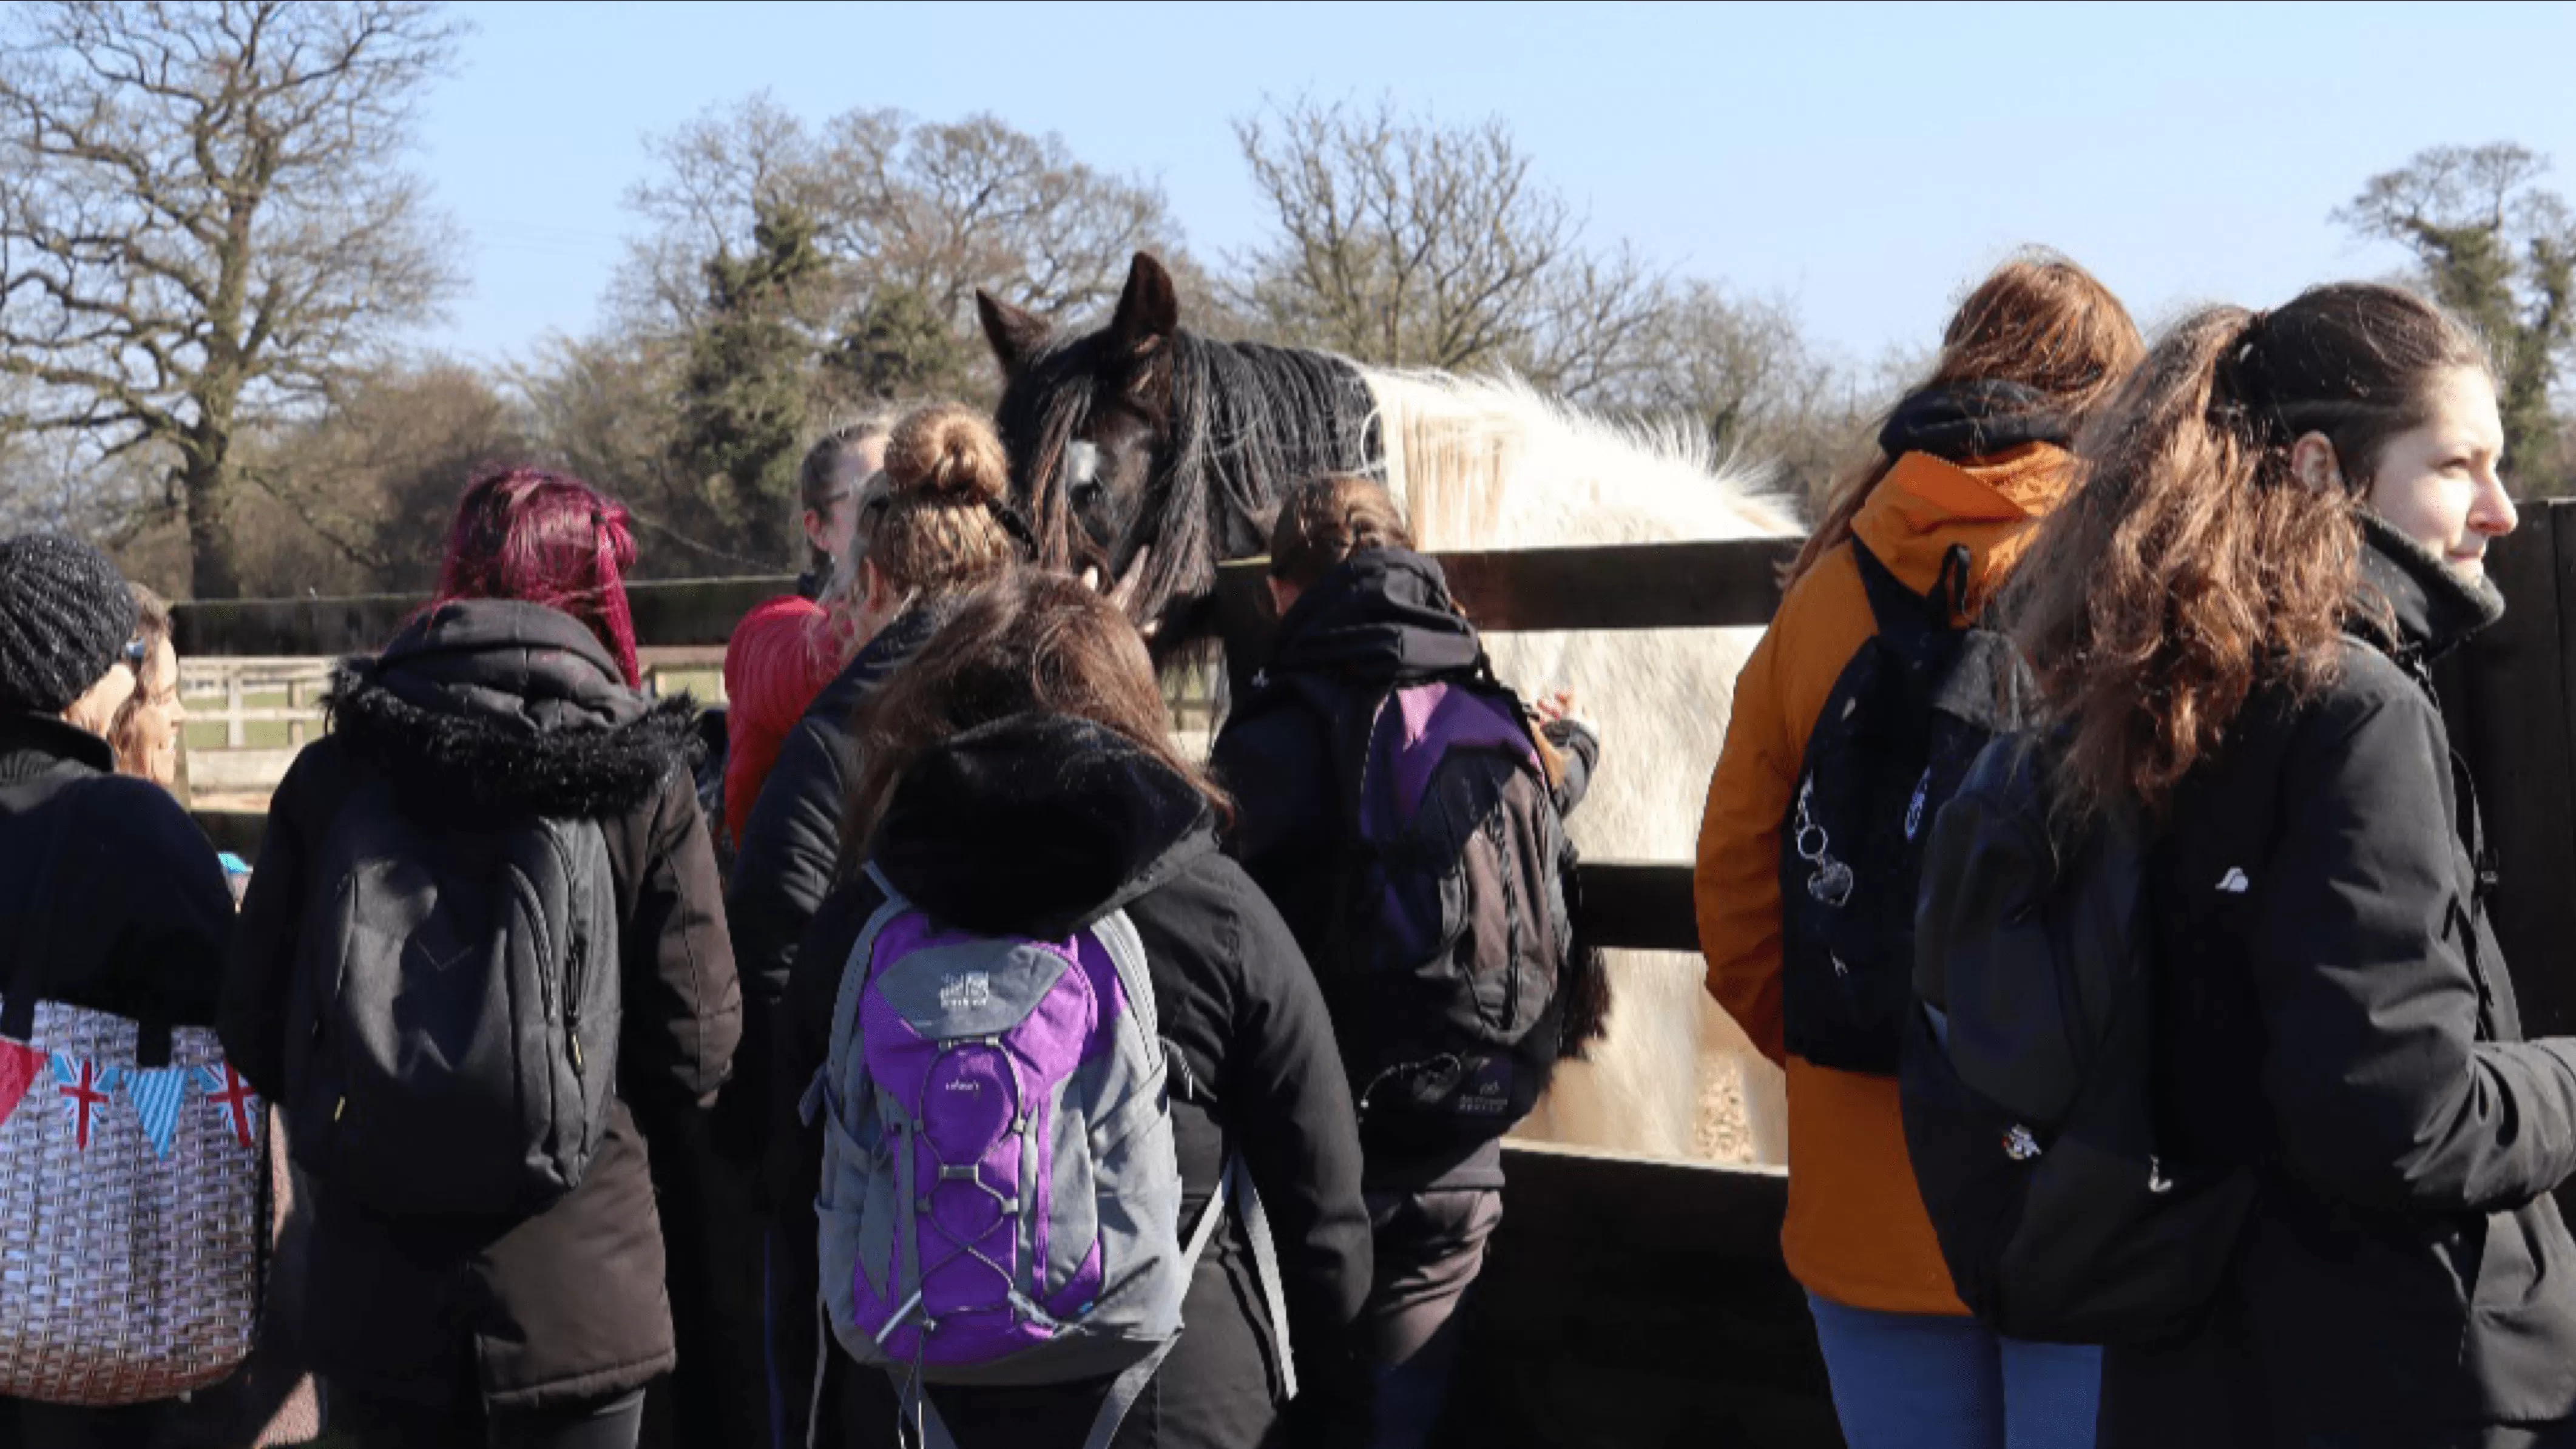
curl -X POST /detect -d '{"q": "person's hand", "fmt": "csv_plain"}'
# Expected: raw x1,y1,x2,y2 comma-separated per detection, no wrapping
1532,687,1597,741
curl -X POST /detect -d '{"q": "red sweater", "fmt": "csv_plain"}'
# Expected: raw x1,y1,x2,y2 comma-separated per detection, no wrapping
722,596,854,845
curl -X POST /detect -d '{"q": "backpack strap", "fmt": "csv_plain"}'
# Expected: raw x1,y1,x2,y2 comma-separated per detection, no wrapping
1231,1159,1298,1401
1072,1155,1293,1449
1852,538,1973,644
798,863,909,1131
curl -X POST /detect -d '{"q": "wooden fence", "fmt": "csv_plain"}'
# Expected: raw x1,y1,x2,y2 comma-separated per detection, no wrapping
169,504,2576,1449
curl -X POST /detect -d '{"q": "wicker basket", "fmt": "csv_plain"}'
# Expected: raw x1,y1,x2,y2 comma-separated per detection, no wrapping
0,1000,266,1405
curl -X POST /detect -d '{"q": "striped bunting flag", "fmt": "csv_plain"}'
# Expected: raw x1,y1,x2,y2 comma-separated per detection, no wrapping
127,1065,194,1159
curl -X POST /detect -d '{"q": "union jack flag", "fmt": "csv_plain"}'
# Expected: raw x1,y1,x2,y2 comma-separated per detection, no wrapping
52,1055,118,1151
195,1062,260,1149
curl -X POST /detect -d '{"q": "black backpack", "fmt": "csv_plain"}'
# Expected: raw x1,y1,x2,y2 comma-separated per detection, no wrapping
288,772,623,1218
1274,664,1585,1149
1901,729,2262,1344
1780,541,2032,1074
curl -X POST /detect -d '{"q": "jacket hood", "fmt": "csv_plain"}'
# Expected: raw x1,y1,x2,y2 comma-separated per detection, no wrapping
328,598,698,818
2352,509,2505,667
1851,442,2079,615
1262,548,1484,687
871,712,1214,939
1878,380,2072,465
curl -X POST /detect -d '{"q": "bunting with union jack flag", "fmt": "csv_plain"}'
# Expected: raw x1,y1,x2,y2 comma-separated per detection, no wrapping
52,1053,120,1151
195,1062,260,1149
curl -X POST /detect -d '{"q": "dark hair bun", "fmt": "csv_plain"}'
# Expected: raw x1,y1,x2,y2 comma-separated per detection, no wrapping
884,405,1008,507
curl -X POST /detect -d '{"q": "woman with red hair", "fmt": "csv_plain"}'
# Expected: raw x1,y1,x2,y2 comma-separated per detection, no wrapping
222,466,742,1449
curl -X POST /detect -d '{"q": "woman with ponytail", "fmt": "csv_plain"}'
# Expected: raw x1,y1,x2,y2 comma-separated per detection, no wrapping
221,467,742,1449
726,404,1031,1447
1695,252,2142,1449
2001,283,2575,1447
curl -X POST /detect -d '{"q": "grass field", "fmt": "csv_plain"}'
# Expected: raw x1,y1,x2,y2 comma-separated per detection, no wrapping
182,687,301,751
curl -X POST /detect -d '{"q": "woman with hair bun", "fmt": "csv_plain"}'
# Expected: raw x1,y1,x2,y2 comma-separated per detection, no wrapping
221,467,740,1449
726,403,1031,1447
2001,282,2576,1447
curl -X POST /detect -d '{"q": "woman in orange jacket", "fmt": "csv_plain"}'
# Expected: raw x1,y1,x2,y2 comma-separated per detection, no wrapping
1695,253,2142,1449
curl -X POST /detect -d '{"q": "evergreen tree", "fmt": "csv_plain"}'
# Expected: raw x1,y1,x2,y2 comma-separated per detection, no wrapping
2341,144,2576,495
672,200,831,565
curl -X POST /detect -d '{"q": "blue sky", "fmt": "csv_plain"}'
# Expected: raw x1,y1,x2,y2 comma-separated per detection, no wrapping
414,0,2576,374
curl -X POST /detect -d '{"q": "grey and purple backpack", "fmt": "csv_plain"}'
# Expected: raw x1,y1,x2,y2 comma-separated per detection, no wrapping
803,865,1291,1448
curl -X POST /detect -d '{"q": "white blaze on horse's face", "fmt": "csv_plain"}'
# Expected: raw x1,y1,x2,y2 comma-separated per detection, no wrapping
1058,400,1164,563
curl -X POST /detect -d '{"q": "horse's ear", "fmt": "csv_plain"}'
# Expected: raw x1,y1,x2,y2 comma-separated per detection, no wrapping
1108,252,1180,357
978,291,1051,380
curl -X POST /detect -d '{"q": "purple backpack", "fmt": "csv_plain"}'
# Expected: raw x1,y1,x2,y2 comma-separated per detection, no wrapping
1276,667,1578,1149
802,866,1291,1448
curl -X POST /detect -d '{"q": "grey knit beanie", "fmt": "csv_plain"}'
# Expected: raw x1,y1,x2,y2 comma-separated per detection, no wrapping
0,533,135,717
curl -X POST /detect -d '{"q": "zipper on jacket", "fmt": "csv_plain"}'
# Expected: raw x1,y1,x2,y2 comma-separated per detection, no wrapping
566,934,587,1076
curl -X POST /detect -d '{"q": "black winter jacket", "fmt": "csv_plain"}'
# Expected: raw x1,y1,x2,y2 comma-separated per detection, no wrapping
0,712,233,1034
220,600,742,1412
770,713,1374,1449
725,604,945,1161
1208,549,1597,1191
2101,517,2576,1449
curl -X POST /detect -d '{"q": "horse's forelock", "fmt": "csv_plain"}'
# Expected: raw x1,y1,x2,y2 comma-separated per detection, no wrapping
997,325,1380,643
1000,345,1103,576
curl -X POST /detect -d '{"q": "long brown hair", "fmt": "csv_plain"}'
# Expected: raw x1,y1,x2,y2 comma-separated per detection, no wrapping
840,569,1230,870
109,583,174,785
2002,282,2490,818
869,404,1024,596
1783,251,2145,587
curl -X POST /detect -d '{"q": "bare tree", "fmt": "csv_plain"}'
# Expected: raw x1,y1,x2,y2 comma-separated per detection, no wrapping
1229,96,1663,392
613,92,833,335
0,0,462,596
616,97,1190,363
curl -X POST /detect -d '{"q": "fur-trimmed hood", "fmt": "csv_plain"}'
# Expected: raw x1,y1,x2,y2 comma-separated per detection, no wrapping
328,598,700,818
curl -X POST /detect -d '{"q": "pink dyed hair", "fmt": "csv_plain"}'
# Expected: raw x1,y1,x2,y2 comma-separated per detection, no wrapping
433,465,644,688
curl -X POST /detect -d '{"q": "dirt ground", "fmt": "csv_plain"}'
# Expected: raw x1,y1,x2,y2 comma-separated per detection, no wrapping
1697,1059,1757,1164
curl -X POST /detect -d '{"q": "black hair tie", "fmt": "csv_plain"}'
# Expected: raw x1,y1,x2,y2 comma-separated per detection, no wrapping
985,497,1041,558
2214,308,2290,442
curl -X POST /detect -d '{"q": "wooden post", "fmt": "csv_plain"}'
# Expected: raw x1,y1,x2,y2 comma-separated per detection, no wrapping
225,670,245,750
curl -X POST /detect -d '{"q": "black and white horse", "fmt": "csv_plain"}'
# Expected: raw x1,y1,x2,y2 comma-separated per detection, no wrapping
979,253,1798,1163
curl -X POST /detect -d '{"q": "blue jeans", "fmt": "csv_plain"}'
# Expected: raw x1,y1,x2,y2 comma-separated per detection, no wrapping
1805,1293,2101,1449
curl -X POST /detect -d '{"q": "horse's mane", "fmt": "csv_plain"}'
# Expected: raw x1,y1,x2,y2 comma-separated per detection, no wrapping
1363,370,1801,549
1010,331,1379,633
1008,327,1797,644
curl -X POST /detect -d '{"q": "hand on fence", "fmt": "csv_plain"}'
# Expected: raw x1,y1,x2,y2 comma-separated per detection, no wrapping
1533,688,1593,730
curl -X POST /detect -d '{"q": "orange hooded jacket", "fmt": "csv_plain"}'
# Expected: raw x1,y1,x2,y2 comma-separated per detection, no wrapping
1696,442,2076,1314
